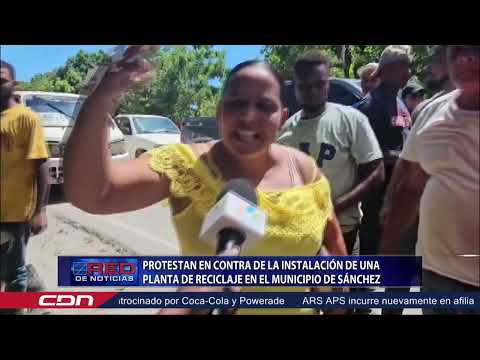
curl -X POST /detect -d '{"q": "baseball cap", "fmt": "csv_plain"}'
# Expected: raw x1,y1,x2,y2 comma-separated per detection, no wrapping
372,45,413,77
401,83,425,99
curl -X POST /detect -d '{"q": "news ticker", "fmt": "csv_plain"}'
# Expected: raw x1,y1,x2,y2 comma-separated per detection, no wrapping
0,292,479,309
58,256,422,287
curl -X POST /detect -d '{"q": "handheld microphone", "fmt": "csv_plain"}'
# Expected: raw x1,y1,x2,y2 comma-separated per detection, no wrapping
200,179,266,315
199,179,266,255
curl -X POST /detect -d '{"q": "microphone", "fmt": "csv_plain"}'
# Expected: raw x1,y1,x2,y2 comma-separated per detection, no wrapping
199,179,266,255
200,179,266,315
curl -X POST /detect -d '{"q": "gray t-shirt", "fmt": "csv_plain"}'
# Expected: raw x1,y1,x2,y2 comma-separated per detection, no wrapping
278,102,383,232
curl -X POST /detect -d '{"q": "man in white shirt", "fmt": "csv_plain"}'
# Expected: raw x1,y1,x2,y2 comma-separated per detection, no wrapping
379,45,456,315
380,45,479,315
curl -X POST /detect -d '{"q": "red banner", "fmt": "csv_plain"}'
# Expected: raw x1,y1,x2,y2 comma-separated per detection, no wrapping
0,292,118,308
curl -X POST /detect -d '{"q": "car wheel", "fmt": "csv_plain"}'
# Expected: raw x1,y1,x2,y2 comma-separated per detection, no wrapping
135,149,146,158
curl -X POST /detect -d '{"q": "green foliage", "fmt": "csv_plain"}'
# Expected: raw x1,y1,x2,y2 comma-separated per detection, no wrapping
21,45,436,125
348,45,386,76
262,45,435,83
21,46,226,124
410,45,435,84
21,50,109,93
261,45,344,80
118,45,226,123
197,95,220,117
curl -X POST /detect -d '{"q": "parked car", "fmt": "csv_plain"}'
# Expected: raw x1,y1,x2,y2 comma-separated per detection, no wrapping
114,114,181,158
14,91,128,185
180,117,219,144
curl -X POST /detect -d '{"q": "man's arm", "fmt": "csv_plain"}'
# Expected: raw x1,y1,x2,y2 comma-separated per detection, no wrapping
25,109,50,235
383,151,400,167
35,159,50,212
30,159,50,235
381,94,434,224
335,111,385,214
334,159,384,214
379,160,429,254
380,158,408,224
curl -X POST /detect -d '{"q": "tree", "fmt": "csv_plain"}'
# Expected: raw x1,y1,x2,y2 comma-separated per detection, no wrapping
118,45,226,123
262,45,386,80
410,45,435,84
20,46,226,123
263,45,435,83
21,50,109,93
261,45,344,80
348,45,386,77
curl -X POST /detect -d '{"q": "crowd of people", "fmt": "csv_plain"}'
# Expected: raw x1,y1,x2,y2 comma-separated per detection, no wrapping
1,44,478,315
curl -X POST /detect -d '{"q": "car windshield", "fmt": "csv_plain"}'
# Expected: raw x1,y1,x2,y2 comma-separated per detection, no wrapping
26,95,84,127
133,116,179,134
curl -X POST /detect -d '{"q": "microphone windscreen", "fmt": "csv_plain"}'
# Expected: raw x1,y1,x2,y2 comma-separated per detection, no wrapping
217,179,258,205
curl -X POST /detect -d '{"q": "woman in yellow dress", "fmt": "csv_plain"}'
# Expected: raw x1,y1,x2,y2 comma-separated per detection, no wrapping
64,46,347,315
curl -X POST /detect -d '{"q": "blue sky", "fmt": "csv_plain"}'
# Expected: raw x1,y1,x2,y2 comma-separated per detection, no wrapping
0,45,264,82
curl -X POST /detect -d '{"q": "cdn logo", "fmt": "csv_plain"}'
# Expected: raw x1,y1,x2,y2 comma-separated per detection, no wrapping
38,295,94,307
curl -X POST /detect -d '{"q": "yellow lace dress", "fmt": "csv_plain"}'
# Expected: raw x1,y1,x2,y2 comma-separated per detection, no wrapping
148,144,333,315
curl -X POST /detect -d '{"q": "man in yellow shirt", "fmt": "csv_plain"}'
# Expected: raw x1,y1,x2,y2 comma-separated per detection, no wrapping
1,61,50,309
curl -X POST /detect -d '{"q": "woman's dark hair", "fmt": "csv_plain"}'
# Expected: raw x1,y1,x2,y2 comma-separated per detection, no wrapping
0,60,16,80
221,60,287,106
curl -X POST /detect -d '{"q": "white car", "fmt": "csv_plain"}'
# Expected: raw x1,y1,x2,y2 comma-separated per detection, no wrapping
15,91,129,185
114,114,181,158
